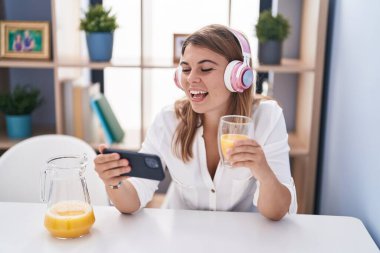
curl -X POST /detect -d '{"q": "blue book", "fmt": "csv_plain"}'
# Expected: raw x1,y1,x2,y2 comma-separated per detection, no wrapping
90,98,113,144
94,94,125,143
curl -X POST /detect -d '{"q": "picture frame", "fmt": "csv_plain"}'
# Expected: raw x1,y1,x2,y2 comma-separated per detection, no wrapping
0,21,50,60
173,33,189,64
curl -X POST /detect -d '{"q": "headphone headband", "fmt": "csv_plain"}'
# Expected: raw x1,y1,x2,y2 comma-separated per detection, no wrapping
228,28,251,59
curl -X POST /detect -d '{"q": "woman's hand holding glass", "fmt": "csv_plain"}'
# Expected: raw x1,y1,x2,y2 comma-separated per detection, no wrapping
94,144,131,188
226,139,272,182
218,115,252,167
218,115,272,182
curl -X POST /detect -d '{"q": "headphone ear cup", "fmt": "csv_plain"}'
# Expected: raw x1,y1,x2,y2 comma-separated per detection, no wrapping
241,66,254,89
224,60,242,92
173,67,184,90
224,60,254,93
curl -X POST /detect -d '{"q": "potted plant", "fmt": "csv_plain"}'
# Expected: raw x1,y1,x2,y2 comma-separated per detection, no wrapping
0,85,43,139
80,4,118,62
255,10,290,65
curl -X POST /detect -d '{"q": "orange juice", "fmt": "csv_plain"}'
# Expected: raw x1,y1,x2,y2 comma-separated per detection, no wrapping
220,134,249,159
44,201,95,239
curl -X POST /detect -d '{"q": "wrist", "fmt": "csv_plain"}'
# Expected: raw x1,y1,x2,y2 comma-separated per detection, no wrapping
256,165,277,186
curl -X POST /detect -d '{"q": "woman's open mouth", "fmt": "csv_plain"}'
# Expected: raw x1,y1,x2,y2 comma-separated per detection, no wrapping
190,90,209,102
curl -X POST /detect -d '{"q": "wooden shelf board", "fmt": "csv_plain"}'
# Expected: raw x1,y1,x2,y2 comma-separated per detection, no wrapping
289,132,309,157
142,64,178,69
0,60,54,69
0,58,313,73
254,59,314,73
57,60,139,69
0,126,56,149
57,58,313,72
57,59,176,69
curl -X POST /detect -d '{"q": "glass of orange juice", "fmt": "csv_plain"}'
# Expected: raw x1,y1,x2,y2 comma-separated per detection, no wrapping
218,115,253,167
41,155,95,239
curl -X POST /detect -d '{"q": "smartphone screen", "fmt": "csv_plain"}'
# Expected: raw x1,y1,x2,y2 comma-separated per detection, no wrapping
103,149,165,181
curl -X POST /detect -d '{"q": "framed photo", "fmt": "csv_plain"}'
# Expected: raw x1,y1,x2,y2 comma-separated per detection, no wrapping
173,33,189,64
0,21,50,60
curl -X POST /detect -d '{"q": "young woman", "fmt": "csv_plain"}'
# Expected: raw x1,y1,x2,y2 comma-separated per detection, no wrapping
94,24,297,220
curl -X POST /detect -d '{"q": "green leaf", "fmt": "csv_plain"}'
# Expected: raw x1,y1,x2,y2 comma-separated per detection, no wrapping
0,85,43,115
80,4,118,32
255,10,290,43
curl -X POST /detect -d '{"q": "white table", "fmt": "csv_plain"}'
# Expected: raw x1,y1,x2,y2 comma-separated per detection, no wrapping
0,202,378,253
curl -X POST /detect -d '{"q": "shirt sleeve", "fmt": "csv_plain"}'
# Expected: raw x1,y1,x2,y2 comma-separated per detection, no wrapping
252,101,298,214
127,111,167,211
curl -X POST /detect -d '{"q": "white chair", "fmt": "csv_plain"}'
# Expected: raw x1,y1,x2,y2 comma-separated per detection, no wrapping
0,134,109,205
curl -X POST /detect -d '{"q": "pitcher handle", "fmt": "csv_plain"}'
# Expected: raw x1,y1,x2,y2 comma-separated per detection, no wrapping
40,168,50,203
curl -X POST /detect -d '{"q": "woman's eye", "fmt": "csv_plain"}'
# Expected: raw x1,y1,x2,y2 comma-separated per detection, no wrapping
182,69,191,73
201,68,214,72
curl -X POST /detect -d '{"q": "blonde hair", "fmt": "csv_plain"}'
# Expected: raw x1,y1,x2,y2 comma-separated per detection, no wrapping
172,24,259,162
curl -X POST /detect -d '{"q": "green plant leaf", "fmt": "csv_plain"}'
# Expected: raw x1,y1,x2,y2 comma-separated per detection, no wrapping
0,85,43,115
80,4,118,32
255,10,290,43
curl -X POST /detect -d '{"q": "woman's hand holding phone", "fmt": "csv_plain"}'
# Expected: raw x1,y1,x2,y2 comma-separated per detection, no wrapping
94,144,131,188
94,144,142,214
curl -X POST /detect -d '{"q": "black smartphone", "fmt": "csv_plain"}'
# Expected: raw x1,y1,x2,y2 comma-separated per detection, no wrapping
103,148,165,181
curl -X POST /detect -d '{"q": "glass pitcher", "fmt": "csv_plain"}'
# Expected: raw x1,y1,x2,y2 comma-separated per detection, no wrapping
40,154,95,239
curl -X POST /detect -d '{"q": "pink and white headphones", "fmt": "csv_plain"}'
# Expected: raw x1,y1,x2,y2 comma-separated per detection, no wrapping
173,28,254,93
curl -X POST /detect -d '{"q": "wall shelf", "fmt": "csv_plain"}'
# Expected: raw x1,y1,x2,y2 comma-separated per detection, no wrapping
0,126,56,150
0,60,55,69
57,58,315,72
0,58,314,73
254,59,314,73
56,60,176,69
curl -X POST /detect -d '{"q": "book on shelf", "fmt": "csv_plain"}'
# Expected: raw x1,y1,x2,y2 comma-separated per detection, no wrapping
73,82,101,142
62,79,75,136
90,93,125,144
61,80,101,143
90,96,113,144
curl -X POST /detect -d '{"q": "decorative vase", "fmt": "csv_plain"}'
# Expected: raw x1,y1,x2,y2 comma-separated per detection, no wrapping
86,32,114,62
5,114,32,139
258,40,282,65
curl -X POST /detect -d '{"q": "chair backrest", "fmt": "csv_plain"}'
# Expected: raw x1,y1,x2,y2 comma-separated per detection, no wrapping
0,134,109,205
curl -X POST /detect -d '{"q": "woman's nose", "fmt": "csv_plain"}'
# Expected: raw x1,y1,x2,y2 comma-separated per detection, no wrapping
186,71,201,84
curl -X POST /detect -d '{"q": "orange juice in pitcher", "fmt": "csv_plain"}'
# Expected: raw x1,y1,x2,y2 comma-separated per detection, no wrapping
44,201,95,239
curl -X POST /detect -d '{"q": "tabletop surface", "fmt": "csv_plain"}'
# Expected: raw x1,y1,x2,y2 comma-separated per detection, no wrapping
0,202,378,253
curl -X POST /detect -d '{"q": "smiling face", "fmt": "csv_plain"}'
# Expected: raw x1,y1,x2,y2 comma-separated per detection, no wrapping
180,44,231,118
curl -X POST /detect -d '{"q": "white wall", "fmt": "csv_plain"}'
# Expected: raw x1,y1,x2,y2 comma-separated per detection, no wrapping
318,0,380,247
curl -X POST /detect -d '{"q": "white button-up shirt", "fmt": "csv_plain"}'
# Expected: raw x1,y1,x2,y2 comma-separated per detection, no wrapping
128,100,297,213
